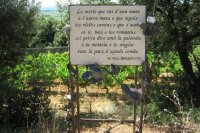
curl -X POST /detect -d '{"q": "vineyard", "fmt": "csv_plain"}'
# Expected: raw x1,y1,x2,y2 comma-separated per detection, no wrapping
0,52,200,132
1,0,200,132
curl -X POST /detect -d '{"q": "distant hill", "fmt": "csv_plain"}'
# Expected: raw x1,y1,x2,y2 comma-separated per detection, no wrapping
41,7,58,17
41,6,56,11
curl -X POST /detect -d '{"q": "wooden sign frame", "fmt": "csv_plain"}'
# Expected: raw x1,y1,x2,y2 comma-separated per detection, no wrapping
69,5,147,133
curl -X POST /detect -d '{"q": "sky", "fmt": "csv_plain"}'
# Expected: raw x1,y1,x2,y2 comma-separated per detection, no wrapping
33,0,80,9
35,0,117,9
42,0,79,7
41,0,58,8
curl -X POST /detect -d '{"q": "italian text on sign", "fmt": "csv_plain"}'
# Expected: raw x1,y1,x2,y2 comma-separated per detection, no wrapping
70,5,146,65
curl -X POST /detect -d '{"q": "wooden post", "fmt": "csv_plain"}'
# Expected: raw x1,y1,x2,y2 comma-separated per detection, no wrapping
139,92,144,133
133,66,138,133
139,63,146,133
76,66,80,133
69,65,76,133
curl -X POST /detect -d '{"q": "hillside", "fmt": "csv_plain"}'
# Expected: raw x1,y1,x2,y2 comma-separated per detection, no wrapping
41,9,58,17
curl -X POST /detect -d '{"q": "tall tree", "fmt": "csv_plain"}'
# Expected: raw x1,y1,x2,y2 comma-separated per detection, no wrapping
0,0,40,128
120,0,200,105
0,0,39,68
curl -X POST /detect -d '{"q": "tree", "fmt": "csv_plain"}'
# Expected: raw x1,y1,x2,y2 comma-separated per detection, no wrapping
29,15,58,47
0,0,39,68
54,0,71,46
0,0,41,128
120,0,200,105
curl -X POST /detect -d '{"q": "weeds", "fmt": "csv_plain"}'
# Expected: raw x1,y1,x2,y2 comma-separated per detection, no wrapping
145,89,200,132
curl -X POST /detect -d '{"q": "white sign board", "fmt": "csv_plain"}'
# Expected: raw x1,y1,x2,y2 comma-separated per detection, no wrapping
70,5,146,65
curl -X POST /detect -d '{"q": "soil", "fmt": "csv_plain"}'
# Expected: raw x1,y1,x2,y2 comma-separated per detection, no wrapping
47,79,170,133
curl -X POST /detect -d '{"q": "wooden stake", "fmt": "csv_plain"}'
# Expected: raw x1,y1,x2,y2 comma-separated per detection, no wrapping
139,63,146,133
69,65,76,133
139,96,144,133
133,66,138,133
76,66,80,133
